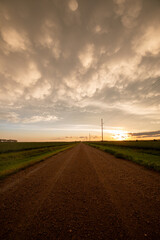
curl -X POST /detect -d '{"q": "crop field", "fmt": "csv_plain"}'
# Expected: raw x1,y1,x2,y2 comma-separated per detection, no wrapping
0,142,75,179
87,140,160,171
0,142,71,153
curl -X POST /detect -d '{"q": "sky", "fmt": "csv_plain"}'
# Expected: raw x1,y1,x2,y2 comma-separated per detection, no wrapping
0,0,160,141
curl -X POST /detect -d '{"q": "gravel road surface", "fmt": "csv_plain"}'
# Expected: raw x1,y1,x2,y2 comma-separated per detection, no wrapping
0,143,160,240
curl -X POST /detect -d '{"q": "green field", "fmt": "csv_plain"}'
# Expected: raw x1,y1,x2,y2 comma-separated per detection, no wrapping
0,142,75,179
0,142,71,153
87,141,160,172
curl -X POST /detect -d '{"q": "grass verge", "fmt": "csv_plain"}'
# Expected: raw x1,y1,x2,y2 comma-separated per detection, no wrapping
0,143,75,179
87,142,160,172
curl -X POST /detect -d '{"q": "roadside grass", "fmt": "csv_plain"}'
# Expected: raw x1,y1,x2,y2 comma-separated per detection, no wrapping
87,141,160,172
0,143,75,179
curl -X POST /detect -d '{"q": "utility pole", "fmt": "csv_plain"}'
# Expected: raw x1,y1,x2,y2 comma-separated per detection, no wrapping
101,118,104,142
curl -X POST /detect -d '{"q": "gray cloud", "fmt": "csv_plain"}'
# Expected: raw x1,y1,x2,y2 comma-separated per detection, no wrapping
0,0,160,139
129,130,160,138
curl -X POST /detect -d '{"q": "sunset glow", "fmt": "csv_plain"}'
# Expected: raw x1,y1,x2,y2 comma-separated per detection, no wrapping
111,131,129,141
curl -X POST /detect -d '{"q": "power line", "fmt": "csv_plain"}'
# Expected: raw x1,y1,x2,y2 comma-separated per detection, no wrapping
101,118,104,141
89,133,90,141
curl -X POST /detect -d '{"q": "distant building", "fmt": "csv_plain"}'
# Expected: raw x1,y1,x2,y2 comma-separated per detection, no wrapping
0,139,18,142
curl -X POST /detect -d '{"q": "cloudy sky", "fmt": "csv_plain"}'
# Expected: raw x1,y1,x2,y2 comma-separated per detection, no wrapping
0,0,160,141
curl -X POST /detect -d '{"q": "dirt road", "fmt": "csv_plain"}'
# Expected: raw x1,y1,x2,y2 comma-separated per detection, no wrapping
0,143,160,240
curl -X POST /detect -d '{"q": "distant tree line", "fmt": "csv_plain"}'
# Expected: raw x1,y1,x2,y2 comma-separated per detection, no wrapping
0,139,17,142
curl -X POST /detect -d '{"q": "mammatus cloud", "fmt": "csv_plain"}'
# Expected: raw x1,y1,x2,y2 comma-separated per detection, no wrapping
133,27,160,57
68,0,78,11
26,80,51,100
78,44,94,69
114,0,142,28
1,27,30,52
0,0,160,140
